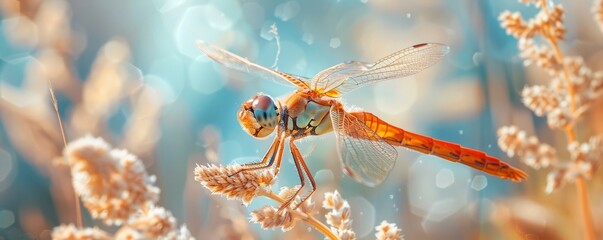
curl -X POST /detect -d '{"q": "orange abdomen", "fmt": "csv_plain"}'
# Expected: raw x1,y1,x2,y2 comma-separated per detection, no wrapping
351,112,527,182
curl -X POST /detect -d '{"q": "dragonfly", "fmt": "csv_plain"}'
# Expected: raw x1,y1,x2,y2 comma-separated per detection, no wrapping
197,40,527,209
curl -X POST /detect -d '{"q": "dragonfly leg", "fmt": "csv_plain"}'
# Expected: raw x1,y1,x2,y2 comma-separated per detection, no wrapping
278,139,306,212
273,141,286,176
228,133,283,177
290,141,316,210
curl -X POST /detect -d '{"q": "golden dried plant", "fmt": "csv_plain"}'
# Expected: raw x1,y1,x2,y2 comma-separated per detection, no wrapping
250,205,298,231
1,1,164,231
114,207,193,240
322,190,355,240
63,135,160,225
374,221,403,240
194,164,338,239
53,136,193,239
0,32,162,233
193,164,275,205
250,186,315,231
498,1,603,239
498,126,557,169
194,163,406,240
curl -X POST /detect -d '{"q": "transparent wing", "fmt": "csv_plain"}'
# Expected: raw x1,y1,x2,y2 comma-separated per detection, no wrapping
196,40,309,89
330,106,398,187
310,61,371,93
311,43,449,97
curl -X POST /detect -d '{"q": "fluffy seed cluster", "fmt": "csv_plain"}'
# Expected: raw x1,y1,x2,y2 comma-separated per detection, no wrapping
277,186,315,216
545,107,575,130
193,164,275,205
375,221,403,240
54,136,194,239
563,57,603,109
517,44,599,130
499,5,565,40
500,3,603,130
323,191,355,240
250,206,296,231
63,135,160,225
569,136,603,165
498,0,603,195
249,187,315,232
518,39,561,74
52,224,111,240
521,85,559,116
115,207,193,240
497,126,557,169
546,136,603,193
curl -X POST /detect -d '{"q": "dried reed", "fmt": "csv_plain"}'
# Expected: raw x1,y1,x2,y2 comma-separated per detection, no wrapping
53,136,193,239
498,126,557,169
63,135,160,225
249,186,315,231
0,1,163,228
498,0,603,239
323,190,355,240
48,73,83,228
193,164,275,205
194,164,338,239
114,207,193,239
374,221,403,240
194,163,405,240
0,0,86,228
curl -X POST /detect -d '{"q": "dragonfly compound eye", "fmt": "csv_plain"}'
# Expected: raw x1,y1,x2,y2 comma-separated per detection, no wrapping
237,93,279,138
252,95,278,128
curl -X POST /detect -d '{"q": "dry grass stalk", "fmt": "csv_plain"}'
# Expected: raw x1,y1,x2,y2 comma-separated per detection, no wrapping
120,206,177,238
521,85,560,116
115,206,193,240
322,191,355,240
194,164,339,239
250,205,296,231
545,136,602,193
498,1,601,239
194,164,407,239
0,0,82,226
374,221,403,240
121,85,163,159
250,187,315,231
1,1,164,229
63,135,160,225
497,126,557,169
70,39,143,136
193,164,275,205
47,71,83,228
53,136,193,239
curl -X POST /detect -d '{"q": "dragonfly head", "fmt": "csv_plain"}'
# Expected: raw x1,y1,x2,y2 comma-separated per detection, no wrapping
238,93,279,138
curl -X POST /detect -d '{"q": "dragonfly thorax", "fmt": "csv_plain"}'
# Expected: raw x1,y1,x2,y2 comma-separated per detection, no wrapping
238,93,279,138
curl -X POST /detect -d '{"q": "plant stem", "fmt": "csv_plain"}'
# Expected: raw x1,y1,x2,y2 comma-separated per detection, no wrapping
576,177,596,240
539,1,596,239
261,191,340,240
47,79,83,229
